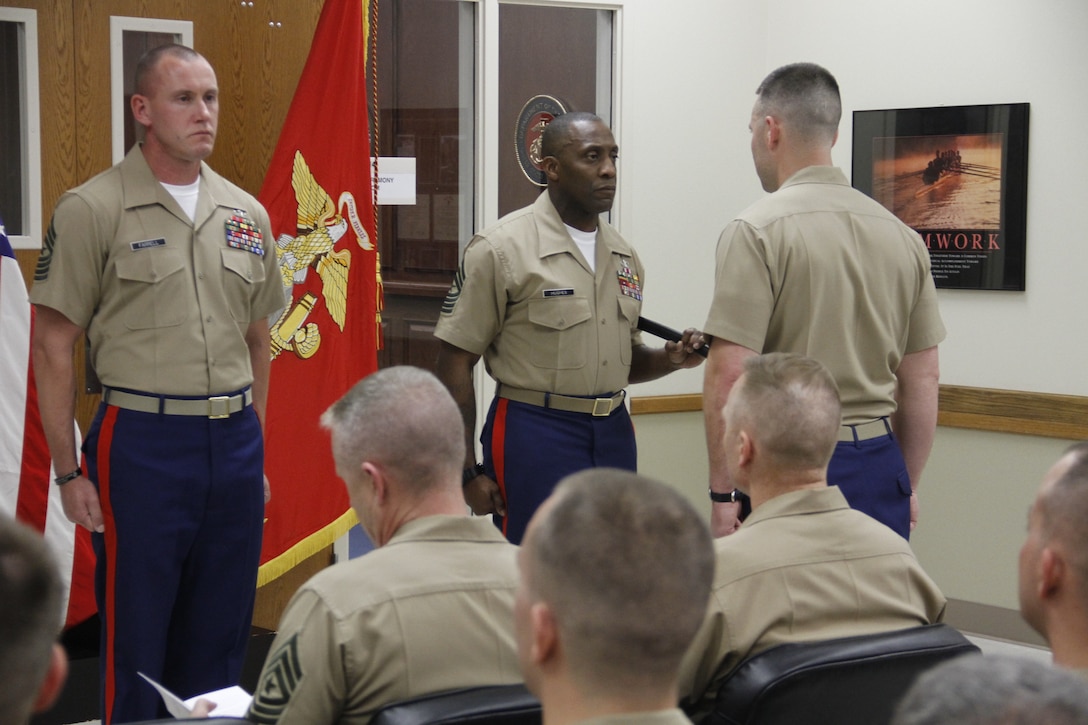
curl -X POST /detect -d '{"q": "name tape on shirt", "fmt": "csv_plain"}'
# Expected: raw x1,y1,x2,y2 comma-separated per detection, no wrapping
130,238,166,251
543,288,575,297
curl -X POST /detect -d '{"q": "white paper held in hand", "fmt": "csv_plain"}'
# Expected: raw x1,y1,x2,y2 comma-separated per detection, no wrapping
138,671,254,718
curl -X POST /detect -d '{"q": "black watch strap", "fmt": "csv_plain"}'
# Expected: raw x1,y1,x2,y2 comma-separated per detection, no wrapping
55,467,82,486
708,488,738,504
462,463,485,487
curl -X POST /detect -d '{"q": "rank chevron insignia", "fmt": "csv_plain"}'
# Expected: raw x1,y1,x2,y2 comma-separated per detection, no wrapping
248,634,304,723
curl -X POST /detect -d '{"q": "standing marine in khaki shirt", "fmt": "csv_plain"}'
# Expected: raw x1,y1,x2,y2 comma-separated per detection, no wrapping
435,111,705,544
31,44,282,723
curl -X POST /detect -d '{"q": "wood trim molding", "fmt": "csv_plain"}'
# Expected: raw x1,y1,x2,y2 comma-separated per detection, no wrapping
629,393,703,416
631,385,1088,441
936,385,1088,440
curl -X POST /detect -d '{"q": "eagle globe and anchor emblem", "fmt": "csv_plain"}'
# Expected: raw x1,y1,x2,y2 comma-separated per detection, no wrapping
515,94,570,187
269,150,376,361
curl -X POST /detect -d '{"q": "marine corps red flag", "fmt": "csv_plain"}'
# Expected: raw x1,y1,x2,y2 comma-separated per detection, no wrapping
258,0,382,584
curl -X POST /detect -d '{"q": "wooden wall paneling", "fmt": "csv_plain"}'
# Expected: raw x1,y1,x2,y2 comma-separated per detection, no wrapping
9,0,76,291
72,0,186,184
197,0,323,195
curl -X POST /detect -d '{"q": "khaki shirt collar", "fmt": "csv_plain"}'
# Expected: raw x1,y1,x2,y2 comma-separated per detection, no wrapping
741,486,850,530
119,144,233,229
532,190,633,264
573,709,693,725
386,515,511,548
780,164,850,190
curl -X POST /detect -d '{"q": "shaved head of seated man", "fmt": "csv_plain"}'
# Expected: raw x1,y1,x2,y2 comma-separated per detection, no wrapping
680,352,946,719
517,469,714,725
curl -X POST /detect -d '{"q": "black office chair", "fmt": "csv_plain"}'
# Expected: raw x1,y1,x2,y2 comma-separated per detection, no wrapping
370,684,542,725
121,714,249,718
703,624,980,725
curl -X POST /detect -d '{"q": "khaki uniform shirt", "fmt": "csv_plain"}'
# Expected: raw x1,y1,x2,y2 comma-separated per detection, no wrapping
30,145,284,395
679,487,946,718
574,710,693,725
435,192,644,396
703,166,945,423
247,516,522,725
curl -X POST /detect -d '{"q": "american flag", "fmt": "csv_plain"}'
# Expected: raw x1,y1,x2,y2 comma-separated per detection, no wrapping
0,218,95,628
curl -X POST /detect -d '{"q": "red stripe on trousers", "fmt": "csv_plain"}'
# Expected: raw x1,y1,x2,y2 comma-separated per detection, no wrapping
491,398,509,538
98,406,119,725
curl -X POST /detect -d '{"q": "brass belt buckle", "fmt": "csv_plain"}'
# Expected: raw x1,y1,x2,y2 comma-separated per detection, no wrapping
208,395,231,419
591,397,612,417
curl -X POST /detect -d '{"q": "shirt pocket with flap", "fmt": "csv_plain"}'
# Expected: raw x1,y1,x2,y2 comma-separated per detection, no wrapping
221,247,267,322
527,296,592,370
115,248,188,330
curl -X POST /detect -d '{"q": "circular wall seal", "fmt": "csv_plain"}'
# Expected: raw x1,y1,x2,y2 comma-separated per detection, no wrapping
515,95,569,187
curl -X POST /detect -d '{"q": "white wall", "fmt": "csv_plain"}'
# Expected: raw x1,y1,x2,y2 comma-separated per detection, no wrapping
602,0,1088,623
617,0,1088,397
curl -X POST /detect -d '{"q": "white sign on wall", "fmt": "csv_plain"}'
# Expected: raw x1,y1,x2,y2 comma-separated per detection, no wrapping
373,157,416,205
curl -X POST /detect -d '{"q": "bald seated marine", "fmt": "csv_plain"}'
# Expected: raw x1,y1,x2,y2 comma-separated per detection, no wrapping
237,367,521,724
1018,441,1088,675
517,469,714,725
680,353,946,719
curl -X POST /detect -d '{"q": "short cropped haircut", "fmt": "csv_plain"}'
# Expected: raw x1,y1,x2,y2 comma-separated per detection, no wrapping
1037,441,1088,594
891,654,1088,725
525,469,714,693
729,352,841,471
320,366,464,496
540,111,606,159
134,43,204,97
754,62,841,144
0,516,64,724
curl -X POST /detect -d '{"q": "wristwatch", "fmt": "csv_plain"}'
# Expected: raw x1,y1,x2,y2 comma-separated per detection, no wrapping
55,467,82,486
462,463,485,487
708,488,739,503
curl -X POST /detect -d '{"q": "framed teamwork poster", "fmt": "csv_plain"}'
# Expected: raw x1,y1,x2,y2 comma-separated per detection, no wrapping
852,103,1029,290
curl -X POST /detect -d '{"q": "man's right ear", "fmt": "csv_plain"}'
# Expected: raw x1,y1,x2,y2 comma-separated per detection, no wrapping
541,156,560,183
361,461,387,504
530,601,559,667
130,94,151,128
1039,546,1065,599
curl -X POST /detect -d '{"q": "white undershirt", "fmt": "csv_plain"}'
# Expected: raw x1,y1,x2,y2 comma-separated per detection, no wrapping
160,178,201,222
565,224,598,273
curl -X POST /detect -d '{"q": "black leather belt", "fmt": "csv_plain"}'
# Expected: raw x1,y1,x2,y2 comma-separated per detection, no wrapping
103,387,252,419
498,385,625,417
838,417,892,442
